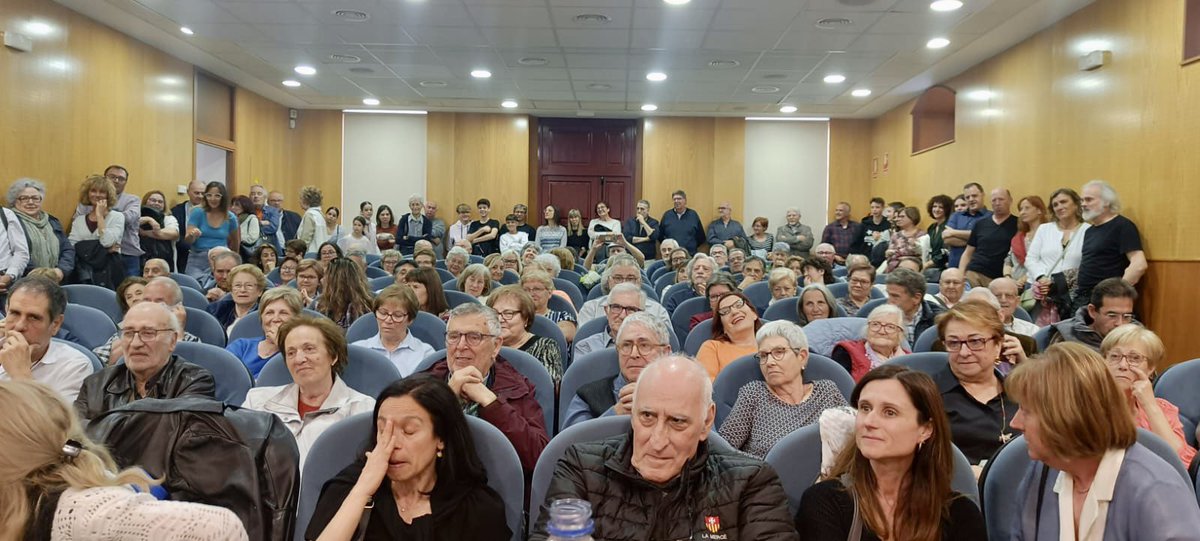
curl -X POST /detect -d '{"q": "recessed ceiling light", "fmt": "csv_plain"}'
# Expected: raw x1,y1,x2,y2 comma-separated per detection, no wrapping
851,88,872,97
470,69,492,78
329,53,362,64
708,59,740,69
641,104,658,111
348,67,375,74
646,72,667,82
362,97,380,106
572,13,612,25
332,9,370,22
664,0,691,4
751,85,780,94
23,21,54,36
294,65,317,75
930,0,964,12
779,105,797,113
501,99,518,108
814,17,854,29
282,80,301,87
179,26,194,36
823,74,846,83
926,37,951,49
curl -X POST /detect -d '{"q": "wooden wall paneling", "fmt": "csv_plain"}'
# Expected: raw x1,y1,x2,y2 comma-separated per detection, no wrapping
195,72,234,143
827,120,873,222
286,109,343,213
233,88,290,200
643,117,717,227
1137,262,1200,367
712,118,746,222
425,113,530,220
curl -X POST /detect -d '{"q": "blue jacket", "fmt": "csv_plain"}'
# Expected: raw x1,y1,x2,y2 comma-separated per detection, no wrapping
280,210,302,243
396,213,433,255
658,208,705,254
259,205,281,250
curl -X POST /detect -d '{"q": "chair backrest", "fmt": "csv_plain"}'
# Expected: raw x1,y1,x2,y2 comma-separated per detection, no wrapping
530,315,569,370
444,290,481,308
826,282,849,299
172,341,253,405
1136,428,1192,486
762,296,799,323
345,311,448,351
1154,358,1200,447
803,317,867,357
169,272,204,292
62,284,123,324
1033,325,1052,352
265,268,283,285
652,272,675,297
574,317,608,345
711,353,851,427
184,307,227,347
546,294,576,316
855,298,888,318
227,308,325,342
179,287,209,310
557,349,619,430
889,352,949,375
294,413,524,541
925,282,941,295
469,255,484,264
363,266,389,279
52,338,103,373
61,304,118,350
683,318,713,356
435,267,456,282
1014,306,1032,323
442,278,458,291
256,345,402,398
743,281,772,312
553,278,584,310
980,436,1032,541
647,260,667,280
368,275,394,291
557,269,582,286
500,269,520,285
912,325,941,353
435,259,447,269
670,296,709,343
573,263,587,274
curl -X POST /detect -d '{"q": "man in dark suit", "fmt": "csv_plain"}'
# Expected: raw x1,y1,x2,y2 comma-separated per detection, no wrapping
269,191,302,244
397,195,434,255
170,180,205,272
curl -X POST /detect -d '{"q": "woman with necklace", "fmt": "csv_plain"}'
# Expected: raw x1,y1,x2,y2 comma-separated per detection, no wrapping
1025,188,1089,324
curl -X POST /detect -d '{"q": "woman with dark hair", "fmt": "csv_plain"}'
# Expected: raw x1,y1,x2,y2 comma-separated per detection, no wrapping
116,276,147,315
697,292,762,380
317,258,374,330
307,375,510,540
796,364,987,540
535,205,567,251
838,264,876,317
689,272,741,330
317,241,343,269
230,195,261,261
405,267,451,319
885,207,926,273
253,243,278,274
322,206,344,246
183,181,239,281
137,189,179,271
746,216,774,260
1025,188,1088,325
375,204,398,252
799,256,837,286
487,285,563,384
339,215,380,256
925,194,954,271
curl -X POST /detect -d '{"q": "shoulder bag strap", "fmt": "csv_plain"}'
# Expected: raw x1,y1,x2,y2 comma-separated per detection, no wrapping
848,491,863,541
1033,463,1050,541
353,498,374,541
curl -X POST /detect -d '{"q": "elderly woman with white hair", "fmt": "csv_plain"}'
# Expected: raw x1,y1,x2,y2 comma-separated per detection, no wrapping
796,283,837,326
445,246,471,278
663,253,716,313
831,304,909,381
8,178,66,280
718,320,848,459
767,267,797,305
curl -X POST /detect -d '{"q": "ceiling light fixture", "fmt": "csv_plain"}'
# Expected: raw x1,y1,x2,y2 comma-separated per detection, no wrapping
470,69,492,78
419,80,447,88
751,85,780,94
646,72,667,81
179,26,194,36
926,37,950,49
587,83,612,90
343,109,428,115
745,117,830,122
930,0,964,12
282,80,301,87
641,104,658,111
851,88,872,97
362,98,380,106
517,57,548,66
663,0,691,4
823,74,846,83
294,65,317,75
779,105,797,113
501,99,518,108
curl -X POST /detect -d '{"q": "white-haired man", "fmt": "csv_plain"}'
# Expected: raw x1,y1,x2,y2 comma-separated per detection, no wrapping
563,312,671,429
577,255,669,325
1074,180,1146,310
397,194,433,255
574,282,647,358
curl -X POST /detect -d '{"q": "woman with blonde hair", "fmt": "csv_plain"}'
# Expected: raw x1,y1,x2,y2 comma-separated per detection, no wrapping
0,380,246,540
565,208,589,258
457,263,494,299
1008,343,1200,539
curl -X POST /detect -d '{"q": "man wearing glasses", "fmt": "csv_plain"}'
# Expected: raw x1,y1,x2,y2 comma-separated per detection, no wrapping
74,165,143,277
351,285,434,377
1050,277,1139,352
423,302,548,473
0,276,92,401
576,255,668,325
91,277,202,366
75,300,215,420
574,283,647,358
563,312,671,429
884,268,946,347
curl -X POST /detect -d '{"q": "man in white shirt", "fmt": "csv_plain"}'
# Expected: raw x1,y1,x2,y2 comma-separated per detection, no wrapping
351,285,434,377
0,276,92,401
989,277,1039,337
448,203,473,248
576,255,669,325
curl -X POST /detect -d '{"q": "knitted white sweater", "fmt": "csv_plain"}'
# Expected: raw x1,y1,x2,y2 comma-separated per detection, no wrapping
52,486,247,540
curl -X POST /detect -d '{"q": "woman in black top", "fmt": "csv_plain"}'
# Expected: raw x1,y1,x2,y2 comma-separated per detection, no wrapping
565,208,589,258
308,375,510,541
795,364,985,541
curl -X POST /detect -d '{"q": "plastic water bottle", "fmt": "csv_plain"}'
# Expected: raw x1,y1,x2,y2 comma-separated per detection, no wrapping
546,498,595,540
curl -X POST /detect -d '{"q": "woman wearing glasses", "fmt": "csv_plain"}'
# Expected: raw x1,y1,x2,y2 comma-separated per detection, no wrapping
205,264,267,332
487,285,563,385
8,178,71,281
831,304,909,382
933,300,1023,467
697,292,762,381
718,321,848,459
183,181,239,281
226,287,302,378
351,285,435,378
1100,325,1196,464
242,316,374,469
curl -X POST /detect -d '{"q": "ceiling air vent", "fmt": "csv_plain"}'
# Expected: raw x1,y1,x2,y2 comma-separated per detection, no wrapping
348,67,374,74
518,57,549,66
708,59,740,69
332,10,370,22
419,80,447,88
762,73,788,80
587,83,612,90
329,53,362,64
572,13,612,25
815,17,854,29
751,85,781,94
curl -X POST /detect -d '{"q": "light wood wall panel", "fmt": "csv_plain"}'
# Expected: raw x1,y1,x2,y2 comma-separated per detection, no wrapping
641,117,746,226
828,119,874,222
425,112,530,219
234,87,290,195
0,0,193,223
286,109,343,213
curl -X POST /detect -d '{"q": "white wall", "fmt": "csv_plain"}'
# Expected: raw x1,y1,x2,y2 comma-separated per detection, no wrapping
195,142,228,185
342,113,428,226
743,120,829,249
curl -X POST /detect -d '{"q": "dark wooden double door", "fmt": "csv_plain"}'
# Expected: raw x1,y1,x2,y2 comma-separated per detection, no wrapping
537,119,639,225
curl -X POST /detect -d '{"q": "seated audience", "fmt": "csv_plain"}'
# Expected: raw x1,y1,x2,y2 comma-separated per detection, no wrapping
708,243,728,267
278,255,299,284
445,247,470,278
767,267,797,304
306,375,510,540
295,259,323,305
404,267,451,319
688,272,740,330
769,242,791,271
485,253,508,282
226,287,302,378
345,249,368,270
242,316,374,469
0,277,92,401
75,302,215,420
116,276,147,316
796,364,986,540
814,243,844,272
1007,343,1200,539
251,244,277,275
206,263,266,331
392,259,416,282
574,282,645,358
423,303,548,473
353,284,435,378
457,263,494,300
284,239,308,260
663,254,715,313
411,248,436,269
697,292,762,380
316,241,343,269
837,264,875,316
1100,324,1197,465
488,285,563,384
142,257,170,279
988,277,1039,336
799,256,836,286
563,312,671,429
932,267,966,309
576,255,669,324
832,304,909,381
0,380,247,540
719,321,848,459
531,355,797,540
895,255,923,273
316,258,374,329
10,177,69,282
1049,276,1137,352
885,268,945,345
796,283,837,326
521,270,577,343
203,249,241,302
938,288,1037,365
934,300,1024,467
378,249,402,274
92,277,201,365
738,255,767,290
727,248,746,275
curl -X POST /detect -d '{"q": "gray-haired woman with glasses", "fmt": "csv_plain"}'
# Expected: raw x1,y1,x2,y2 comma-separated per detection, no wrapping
718,320,847,459
9,178,68,281
831,304,909,382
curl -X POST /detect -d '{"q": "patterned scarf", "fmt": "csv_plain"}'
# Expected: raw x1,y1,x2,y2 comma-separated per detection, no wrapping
15,211,57,270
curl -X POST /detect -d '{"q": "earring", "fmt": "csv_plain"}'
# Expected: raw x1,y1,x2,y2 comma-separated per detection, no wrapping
436,449,443,458
917,440,925,451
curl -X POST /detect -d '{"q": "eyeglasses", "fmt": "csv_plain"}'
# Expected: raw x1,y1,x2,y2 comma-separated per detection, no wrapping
757,347,799,364
446,331,495,347
375,310,408,323
605,304,642,316
495,309,522,321
849,278,872,286
944,337,994,351
610,275,640,285
868,321,904,335
617,340,664,355
1101,311,1136,322
523,286,549,294
717,299,746,317
119,328,173,343
104,174,127,182
16,195,43,203
1105,352,1148,367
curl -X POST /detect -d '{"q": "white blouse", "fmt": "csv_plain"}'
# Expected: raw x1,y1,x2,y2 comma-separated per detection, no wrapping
68,210,124,248
587,218,622,240
1024,221,1089,280
52,486,248,540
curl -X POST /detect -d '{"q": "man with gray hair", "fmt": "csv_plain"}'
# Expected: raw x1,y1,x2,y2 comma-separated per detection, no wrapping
563,312,672,428
203,248,241,302
574,282,648,358
532,354,798,540
0,276,91,401
663,253,715,313
423,302,548,473
1075,180,1146,310
93,277,201,366
776,207,814,256
75,301,215,420
398,194,433,256
625,199,659,262
708,243,728,268
577,254,669,325
142,258,170,279
424,199,446,256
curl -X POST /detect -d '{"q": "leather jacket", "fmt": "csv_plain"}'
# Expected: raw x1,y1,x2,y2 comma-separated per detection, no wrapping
74,354,215,421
